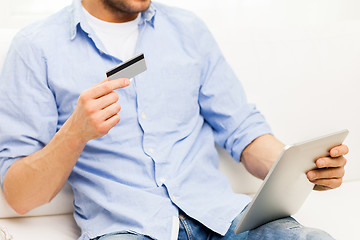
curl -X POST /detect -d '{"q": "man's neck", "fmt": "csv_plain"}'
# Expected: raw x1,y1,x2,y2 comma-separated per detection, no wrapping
82,0,139,23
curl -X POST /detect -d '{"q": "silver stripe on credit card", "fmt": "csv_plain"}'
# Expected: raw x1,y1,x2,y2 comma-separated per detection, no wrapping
106,53,147,80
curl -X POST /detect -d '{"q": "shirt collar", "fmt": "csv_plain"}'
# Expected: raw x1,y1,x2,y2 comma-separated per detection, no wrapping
139,3,156,28
69,0,157,40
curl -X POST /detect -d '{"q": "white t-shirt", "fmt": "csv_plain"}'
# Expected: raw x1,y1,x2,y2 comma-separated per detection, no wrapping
82,6,140,61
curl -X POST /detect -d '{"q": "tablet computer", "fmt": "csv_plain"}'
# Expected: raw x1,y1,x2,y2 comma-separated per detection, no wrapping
234,129,349,234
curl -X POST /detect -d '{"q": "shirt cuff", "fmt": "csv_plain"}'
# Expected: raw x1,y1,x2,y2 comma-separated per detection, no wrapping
231,124,273,163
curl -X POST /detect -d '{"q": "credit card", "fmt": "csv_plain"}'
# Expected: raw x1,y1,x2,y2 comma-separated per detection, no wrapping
106,53,147,80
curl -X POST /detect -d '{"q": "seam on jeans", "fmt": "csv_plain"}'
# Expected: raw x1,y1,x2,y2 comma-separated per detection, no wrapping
179,215,193,240
95,231,134,240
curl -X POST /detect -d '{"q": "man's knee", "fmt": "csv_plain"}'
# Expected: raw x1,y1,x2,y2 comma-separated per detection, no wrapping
247,217,334,240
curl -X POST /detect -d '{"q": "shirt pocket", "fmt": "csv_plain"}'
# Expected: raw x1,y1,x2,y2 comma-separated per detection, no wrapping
160,63,201,124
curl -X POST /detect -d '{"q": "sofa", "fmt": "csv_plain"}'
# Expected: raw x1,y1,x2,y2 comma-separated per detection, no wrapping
0,26,359,240
0,147,359,239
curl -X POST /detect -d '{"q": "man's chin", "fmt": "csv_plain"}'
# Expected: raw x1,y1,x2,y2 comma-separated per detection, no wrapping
134,0,151,11
103,0,151,14
127,1,151,13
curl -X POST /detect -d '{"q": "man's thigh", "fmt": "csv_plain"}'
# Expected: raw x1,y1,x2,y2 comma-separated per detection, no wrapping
213,214,335,240
246,217,334,240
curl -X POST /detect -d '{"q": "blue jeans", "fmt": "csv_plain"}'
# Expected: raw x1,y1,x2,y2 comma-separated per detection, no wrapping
94,209,334,240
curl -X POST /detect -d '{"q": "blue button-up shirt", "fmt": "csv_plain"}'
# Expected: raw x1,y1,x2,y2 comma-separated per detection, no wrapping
0,1,271,239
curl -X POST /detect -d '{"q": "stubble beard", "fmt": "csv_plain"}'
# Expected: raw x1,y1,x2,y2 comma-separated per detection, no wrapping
101,0,151,14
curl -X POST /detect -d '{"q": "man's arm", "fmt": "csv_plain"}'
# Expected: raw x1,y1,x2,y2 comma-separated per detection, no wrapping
241,134,349,190
3,78,129,215
240,134,284,180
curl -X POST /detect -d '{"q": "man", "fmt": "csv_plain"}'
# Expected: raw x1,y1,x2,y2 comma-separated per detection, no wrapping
0,0,348,239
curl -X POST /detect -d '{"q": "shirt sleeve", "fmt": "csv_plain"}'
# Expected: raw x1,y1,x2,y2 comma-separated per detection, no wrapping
0,32,58,186
196,20,272,162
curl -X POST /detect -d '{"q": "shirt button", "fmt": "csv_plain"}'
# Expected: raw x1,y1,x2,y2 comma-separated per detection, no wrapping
141,112,147,120
159,178,166,184
148,148,154,154
171,195,177,201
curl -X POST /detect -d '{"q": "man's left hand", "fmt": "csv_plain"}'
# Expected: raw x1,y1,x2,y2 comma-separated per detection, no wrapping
307,144,349,191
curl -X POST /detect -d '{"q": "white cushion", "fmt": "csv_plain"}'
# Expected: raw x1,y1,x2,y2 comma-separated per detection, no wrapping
0,213,80,240
0,182,74,218
294,180,360,240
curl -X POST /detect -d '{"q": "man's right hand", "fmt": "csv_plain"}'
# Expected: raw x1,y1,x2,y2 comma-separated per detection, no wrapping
65,78,130,143
3,77,130,215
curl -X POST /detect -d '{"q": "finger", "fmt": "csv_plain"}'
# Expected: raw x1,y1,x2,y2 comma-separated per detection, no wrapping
92,78,130,99
311,178,342,190
91,113,121,137
307,167,345,181
94,92,119,110
102,114,121,131
93,78,109,87
315,156,347,168
100,102,121,121
330,144,349,158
